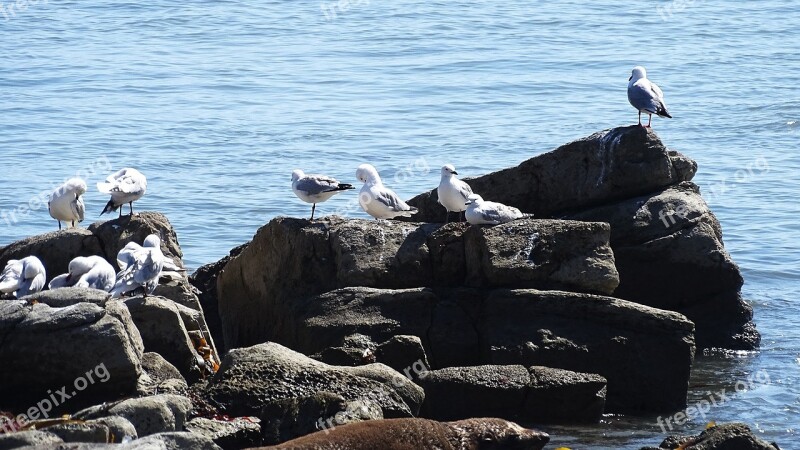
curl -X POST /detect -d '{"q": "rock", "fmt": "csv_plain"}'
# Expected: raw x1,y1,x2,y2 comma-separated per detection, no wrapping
85,416,138,443
138,352,189,396
260,392,383,446
642,423,780,450
184,417,261,450
217,217,618,349
41,422,110,443
375,335,430,375
0,299,143,412
88,212,184,271
252,417,549,450
0,430,63,449
567,182,758,350
418,365,606,423
405,126,696,222
76,394,192,437
27,286,110,308
201,342,422,419
311,333,377,367
126,431,222,449
125,296,202,381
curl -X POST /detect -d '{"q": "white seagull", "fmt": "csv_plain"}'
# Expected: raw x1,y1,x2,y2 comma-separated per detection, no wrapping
117,234,184,276
48,255,116,292
465,194,525,225
110,234,165,298
0,256,46,298
356,164,418,220
49,178,87,230
97,168,147,218
291,169,355,220
628,66,672,128
437,164,474,223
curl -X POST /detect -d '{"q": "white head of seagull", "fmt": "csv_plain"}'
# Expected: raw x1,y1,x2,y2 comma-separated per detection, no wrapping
627,65,672,128
356,163,418,220
441,164,458,177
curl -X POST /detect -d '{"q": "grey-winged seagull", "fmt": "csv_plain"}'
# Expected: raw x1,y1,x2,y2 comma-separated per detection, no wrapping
465,194,525,225
48,178,87,230
356,164,418,220
98,168,147,218
110,234,165,298
0,256,46,298
437,164,473,223
291,169,355,220
49,255,116,292
628,66,672,127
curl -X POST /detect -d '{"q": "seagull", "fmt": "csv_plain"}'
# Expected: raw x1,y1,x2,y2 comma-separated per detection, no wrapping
291,169,355,220
97,168,147,218
48,256,116,292
110,234,165,298
48,178,87,230
437,164,473,223
117,234,184,276
628,66,672,128
465,194,525,225
0,256,46,298
356,164,418,220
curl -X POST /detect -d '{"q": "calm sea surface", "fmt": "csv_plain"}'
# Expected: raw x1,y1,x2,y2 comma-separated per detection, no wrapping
1,1,798,447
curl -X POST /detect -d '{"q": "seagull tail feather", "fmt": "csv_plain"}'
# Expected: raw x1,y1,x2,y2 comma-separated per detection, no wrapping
100,199,119,216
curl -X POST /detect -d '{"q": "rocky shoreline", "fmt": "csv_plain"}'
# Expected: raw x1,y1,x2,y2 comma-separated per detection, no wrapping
0,127,776,449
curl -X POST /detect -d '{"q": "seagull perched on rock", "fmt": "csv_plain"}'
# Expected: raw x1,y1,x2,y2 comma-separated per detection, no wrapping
49,178,87,230
437,164,473,223
110,234,165,298
356,164,418,220
465,194,525,225
0,256,46,298
98,168,147,218
49,256,116,292
117,234,184,277
628,66,672,128
291,169,355,220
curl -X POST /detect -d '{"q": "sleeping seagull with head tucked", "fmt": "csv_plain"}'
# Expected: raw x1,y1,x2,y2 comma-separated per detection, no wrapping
98,168,147,218
49,178,87,230
110,234,164,298
628,66,672,128
465,194,525,225
356,164,418,220
291,169,354,220
0,256,46,298
437,164,473,223
49,255,116,292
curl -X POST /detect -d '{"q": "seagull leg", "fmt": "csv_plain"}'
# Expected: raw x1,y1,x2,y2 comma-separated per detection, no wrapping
129,202,134,215
647,114,652,128
58,221,62,230
445,211,450,224
311,204,316,221
461,211,466,222
638,111,643,127
118,207,122,219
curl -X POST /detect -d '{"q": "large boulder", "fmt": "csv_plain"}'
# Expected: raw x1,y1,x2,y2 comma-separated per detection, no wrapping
642,423,780,450
0,299,143,412
74,394,192,438
200,342,423,419
217,217,619,349
567,182,757,349
184,417,262,450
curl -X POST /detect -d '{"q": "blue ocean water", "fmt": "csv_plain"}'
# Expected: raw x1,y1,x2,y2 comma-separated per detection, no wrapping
1,1,798,447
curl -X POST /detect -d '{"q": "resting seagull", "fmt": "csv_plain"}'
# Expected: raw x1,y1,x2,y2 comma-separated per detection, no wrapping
118,234,184,277
48,178,87,230
98,168,147,218
465,194,525,225
0,256,46,298
437,164,473,223
110,234,165,298
356,164,418,220
291,169,355,220
49,256,116,292
628,66,672,127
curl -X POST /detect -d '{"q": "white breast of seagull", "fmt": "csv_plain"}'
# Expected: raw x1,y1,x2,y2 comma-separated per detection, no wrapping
438,175,473,213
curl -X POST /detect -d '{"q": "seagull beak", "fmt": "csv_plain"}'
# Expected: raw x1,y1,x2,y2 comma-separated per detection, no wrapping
464,201,472,205
452,171,458,175
628,75,632,81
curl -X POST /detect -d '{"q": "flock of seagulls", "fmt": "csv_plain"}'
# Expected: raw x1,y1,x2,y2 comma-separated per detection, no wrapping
1,67,671,300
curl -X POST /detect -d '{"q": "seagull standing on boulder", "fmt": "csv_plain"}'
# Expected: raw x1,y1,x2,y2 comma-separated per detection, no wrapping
0,256,46,298
110,234,165,298
48,178,87,230
291,169,355,220
49,256,116,292
628,66,672,128
465,194,525,225
437,164,473,223
98,168,147,218
356,164,418,220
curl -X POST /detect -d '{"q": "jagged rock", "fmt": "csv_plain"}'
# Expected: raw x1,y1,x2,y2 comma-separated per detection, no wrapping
375,335,430,375
0,430,63,449
405,126,696,221
311,334,377,367
75,394,192,438
27,286,110,307
184,417,262,450
642,423,780,450
567,182,758,350
41,422,110,443
260,391,383,447
418,365,606,423
201,342,423,420
87,212,184,271
125,296,202,381
85,416,138,443
0,299,143,412
125,431,222,449
217,217,618,349
252,417,549,450
138,352,189,397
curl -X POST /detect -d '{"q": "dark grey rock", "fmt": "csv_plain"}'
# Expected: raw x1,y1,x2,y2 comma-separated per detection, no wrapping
642,423,780,450
41,422,110,443
0,430,63,449
184,417,261,450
